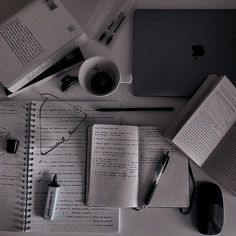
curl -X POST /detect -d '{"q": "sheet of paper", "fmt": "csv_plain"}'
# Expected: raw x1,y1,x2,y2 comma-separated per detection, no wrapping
173,76,236,166
203,122,236,194
87,124,139,207
0,101,28,231
138,126,189,207
28,101,120,232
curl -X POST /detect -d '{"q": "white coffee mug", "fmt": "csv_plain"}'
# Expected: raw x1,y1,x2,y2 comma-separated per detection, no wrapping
78,56,132,96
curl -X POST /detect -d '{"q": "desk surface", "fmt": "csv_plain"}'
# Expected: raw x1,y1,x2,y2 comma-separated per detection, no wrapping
1,0,236,235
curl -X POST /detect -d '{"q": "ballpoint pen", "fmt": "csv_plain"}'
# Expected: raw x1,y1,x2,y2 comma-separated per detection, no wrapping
143,151,170,209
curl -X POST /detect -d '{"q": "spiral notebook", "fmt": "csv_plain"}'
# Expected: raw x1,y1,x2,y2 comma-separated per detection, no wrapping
0,100,119,232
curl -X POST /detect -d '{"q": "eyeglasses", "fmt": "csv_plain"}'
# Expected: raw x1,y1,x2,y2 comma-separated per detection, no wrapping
39,94,87,155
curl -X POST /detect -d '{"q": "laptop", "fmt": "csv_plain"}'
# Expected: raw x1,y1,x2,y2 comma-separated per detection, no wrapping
132,10,236,97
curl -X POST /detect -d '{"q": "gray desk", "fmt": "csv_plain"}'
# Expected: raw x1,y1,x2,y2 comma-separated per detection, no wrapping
1,0,236,235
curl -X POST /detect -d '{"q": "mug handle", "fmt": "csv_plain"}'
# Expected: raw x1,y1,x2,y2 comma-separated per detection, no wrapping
120,74,132,84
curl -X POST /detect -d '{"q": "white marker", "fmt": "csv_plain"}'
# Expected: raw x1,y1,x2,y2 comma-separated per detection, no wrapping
44,174,60,220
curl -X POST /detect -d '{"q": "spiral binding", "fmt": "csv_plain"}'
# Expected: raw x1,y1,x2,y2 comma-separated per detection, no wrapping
20,102,36,231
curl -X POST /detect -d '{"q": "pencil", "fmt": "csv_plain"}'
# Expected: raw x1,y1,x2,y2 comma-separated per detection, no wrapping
96,107,174,112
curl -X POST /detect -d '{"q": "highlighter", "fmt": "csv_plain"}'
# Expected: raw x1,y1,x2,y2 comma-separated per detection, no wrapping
44,174,60,220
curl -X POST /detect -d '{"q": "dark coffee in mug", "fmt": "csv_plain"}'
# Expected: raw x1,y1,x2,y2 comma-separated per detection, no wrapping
90,71,116,95
79,56,132,96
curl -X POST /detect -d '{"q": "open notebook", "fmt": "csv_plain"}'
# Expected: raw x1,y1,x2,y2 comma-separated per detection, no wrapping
0,100,119,232
86,124,189,208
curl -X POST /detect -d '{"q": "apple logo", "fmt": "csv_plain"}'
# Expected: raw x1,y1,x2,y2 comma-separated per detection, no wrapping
192,45,205,60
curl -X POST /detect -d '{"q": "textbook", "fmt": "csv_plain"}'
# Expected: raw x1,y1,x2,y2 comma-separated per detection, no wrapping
0,0,86,95
86,124,189,208
0,101,119,232
6,47,85,98
166,75,236,194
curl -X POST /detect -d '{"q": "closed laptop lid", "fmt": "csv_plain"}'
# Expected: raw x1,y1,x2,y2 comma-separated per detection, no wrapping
132,9,236,97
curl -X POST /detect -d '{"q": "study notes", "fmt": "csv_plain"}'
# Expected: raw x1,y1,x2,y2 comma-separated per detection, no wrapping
166,75,236,194
86,124,189,208
0,101,119,232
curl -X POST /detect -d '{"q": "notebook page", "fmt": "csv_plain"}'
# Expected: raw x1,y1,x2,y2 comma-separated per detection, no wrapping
27,101,120,232
0,101,29,231
87,124,139,207
138,126,189,207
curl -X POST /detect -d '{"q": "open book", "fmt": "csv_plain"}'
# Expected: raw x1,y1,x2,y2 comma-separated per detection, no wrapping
0,101,119,232
166,75,236,194
86,124,189,208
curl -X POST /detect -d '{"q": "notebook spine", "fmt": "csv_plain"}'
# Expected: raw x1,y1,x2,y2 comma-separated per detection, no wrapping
21,102,36,231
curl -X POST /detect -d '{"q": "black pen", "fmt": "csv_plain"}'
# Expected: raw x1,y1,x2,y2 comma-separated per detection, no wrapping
96,107,174,112
98,12,125,45
143,151,170,209
106,14,125,45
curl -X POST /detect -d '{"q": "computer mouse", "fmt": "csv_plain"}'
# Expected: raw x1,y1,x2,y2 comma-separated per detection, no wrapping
196,182,224,235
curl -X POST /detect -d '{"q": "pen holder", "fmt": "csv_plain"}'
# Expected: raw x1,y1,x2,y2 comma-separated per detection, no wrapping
78,56,132,97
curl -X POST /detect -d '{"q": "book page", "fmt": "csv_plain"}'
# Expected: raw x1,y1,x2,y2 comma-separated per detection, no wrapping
87,124,139,207
138,126,189,207
0,0,86,92
28,101,119,232
203,122,236,194
0,101,29,231
172,76,236,166
166,75,221,140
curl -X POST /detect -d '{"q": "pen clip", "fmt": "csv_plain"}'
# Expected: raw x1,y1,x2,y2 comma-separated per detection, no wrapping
161,151,169,173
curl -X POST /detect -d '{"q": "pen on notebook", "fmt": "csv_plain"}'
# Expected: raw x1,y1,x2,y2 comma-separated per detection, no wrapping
44,174,60,220
96,107,174,112
143,151,170,209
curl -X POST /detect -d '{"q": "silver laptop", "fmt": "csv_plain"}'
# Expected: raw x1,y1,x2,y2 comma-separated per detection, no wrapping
132,9,236,96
